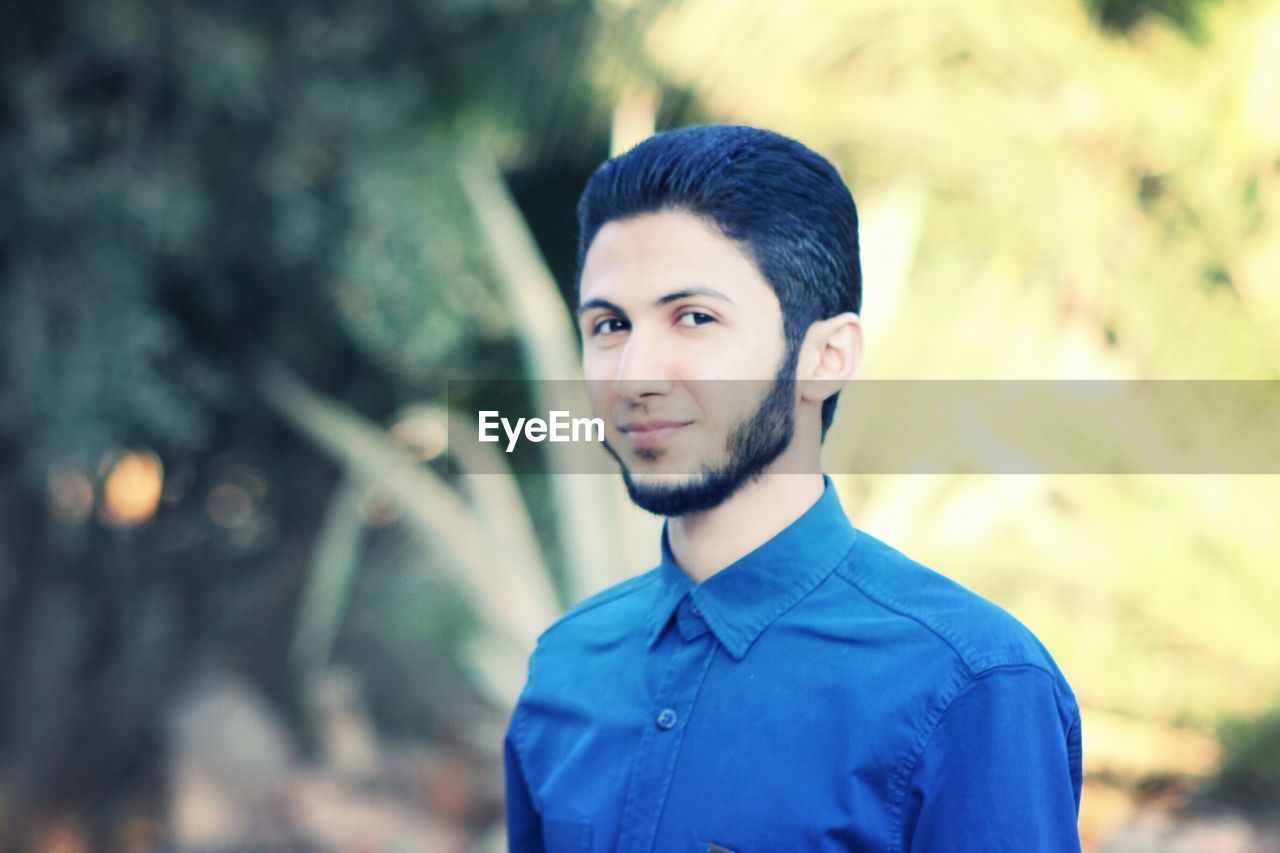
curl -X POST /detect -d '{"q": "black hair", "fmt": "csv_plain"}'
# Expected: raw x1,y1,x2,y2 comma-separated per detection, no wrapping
574,123,860,439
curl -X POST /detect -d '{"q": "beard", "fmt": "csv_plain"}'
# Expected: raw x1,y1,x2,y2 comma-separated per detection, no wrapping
602,348,799,517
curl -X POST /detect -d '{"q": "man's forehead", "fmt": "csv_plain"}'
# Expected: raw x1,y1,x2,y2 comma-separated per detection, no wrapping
578,211,771,310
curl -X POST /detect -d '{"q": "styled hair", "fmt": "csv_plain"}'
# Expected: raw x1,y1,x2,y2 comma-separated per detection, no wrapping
574,124,861,438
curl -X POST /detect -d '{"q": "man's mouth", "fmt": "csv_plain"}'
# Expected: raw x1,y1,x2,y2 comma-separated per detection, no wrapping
619,420,693,449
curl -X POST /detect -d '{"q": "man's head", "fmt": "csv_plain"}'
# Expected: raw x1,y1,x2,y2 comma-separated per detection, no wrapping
574,124,862,516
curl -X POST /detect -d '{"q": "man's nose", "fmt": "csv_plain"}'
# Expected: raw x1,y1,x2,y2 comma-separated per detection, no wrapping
613,329,675,401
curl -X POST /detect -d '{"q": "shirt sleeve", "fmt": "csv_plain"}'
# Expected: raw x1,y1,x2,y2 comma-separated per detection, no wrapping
899,665,1083,852
504,710,545,853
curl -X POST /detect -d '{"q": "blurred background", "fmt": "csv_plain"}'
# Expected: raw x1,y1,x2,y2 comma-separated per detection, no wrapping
2,0,1279,849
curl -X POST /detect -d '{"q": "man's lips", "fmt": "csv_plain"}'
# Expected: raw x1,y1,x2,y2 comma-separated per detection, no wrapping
619,420,693,449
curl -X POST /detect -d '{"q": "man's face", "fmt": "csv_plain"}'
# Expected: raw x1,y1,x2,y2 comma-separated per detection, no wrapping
577,209,799,516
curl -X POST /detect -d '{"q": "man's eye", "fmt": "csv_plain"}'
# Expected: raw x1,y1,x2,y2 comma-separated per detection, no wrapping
591,317,628,336
676,311,716,328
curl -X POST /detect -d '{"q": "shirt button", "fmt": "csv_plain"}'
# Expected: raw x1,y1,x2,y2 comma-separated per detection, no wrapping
690,600,701,616
655,708,678,730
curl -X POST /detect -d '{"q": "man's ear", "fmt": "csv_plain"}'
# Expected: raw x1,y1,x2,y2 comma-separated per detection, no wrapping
797,312,863,404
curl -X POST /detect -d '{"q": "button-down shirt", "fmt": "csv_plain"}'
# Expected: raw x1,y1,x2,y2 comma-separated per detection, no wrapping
505,476,1083,852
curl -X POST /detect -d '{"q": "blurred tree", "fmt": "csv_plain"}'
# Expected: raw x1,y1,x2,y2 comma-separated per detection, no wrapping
1202,699,1280,817
0,0,638,845
1085,0,1216,39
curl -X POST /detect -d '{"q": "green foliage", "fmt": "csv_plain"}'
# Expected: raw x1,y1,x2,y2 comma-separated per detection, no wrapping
335,137,508,379
0,0,604,481
0,0,606,840
1203,701,1280,815
1085,0,1216,39
0,245,226,481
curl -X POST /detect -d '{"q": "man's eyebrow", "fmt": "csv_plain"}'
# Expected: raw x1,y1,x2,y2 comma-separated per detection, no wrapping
654,286,734,307
577,297,625,318
577,287,735,317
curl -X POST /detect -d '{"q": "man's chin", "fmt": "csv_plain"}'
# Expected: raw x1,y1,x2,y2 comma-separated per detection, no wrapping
618,464,748,518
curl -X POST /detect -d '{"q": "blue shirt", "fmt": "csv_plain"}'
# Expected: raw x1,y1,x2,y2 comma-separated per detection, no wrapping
505,476,1083,852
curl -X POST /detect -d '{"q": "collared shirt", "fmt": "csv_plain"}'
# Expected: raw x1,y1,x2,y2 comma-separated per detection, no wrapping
505,475,1083,852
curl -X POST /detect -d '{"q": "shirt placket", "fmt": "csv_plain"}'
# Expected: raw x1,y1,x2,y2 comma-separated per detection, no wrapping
616,596,719,853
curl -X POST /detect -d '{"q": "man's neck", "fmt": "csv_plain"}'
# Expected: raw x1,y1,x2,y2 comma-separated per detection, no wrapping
666,472,826,583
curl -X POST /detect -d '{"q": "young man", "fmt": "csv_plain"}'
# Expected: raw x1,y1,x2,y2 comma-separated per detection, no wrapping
503,125,1082,852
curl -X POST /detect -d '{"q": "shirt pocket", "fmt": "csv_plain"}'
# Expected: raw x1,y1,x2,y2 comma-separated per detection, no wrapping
541,816,592,852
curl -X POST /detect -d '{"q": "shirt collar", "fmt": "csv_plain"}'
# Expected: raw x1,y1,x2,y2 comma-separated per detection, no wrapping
645,474,858,661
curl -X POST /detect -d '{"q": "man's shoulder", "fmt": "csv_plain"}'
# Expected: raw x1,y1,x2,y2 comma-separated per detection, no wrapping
836,529,1067,680
534,568,662,647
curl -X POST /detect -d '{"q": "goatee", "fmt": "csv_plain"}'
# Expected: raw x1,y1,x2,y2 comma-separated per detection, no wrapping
605,349,798,517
